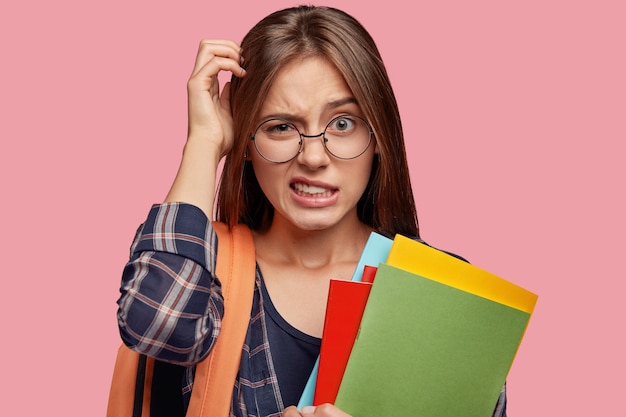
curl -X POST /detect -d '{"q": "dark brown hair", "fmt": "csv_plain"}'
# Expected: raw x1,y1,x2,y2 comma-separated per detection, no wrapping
216,5,419,239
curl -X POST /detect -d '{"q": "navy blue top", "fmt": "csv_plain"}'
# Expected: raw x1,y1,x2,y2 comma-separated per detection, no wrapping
260,272,321,407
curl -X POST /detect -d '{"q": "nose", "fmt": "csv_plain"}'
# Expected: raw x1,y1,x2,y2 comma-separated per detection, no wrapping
296,132,330,168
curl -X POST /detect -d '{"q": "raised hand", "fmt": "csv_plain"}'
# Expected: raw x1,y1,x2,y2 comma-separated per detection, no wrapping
187,39,246,156
165,39,246,216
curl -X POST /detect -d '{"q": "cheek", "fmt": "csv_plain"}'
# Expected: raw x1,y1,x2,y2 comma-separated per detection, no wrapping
359,150,377,177
346,153,377,196
250,160,284,196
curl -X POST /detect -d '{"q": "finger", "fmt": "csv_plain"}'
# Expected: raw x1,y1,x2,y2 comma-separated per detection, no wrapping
198,38,241,52
188,56,245,100
301,405,317,415
282,406,303,416
191,39,242,77
189,54,246,96
220,81,232,113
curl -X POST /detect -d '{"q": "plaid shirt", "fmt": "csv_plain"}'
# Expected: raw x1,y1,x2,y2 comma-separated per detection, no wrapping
117,202,507,417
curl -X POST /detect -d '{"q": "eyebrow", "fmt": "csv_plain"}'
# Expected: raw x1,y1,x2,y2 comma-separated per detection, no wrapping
324,97,359,110
259,96,359,122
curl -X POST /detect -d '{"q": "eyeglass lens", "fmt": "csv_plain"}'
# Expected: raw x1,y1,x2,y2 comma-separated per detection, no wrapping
252,115,372,163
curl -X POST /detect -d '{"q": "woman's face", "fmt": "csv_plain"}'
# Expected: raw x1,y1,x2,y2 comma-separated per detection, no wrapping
248,57,377,232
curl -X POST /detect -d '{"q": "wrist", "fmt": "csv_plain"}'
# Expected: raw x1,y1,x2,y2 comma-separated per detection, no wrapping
183,133,225,164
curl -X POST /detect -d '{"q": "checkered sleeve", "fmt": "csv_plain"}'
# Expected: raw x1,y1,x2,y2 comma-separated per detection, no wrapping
116,202,223,366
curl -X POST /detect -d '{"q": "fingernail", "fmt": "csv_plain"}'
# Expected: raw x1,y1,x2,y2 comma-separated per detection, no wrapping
301,405,316,414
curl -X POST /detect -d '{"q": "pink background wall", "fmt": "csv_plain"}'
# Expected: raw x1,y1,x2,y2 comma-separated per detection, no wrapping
1,0,624,415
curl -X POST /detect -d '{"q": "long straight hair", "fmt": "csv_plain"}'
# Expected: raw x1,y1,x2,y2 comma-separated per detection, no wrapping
216,5,419,239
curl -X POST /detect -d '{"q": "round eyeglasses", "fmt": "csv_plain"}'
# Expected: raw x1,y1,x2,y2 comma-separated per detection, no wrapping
250,114,374,163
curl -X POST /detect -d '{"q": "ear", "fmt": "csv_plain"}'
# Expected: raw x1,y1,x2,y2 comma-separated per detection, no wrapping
244,143,253,161
373,136,380,154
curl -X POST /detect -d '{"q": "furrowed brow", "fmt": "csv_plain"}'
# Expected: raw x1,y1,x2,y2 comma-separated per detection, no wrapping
324,97,358,111
258,97,360,123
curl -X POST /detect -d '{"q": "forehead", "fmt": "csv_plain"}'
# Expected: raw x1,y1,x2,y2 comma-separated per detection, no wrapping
259,57,357,118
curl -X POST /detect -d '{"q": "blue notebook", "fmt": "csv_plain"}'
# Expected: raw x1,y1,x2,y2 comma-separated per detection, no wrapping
297,232,393,408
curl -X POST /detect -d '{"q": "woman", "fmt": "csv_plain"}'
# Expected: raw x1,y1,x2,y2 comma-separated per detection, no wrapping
117,5,506,417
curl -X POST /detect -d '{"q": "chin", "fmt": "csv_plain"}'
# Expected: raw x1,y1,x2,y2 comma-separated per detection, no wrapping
274,204,355,232
289,211,350,232
292,219,333,232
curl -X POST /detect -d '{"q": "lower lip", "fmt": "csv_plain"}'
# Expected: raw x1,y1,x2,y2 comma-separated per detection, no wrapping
290,187,339,208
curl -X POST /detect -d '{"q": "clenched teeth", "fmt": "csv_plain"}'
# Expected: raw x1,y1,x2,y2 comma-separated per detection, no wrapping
292,182,333,197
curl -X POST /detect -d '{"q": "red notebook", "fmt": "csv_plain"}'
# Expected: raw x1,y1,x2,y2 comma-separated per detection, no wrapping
314,268,376,405
361,265,378,283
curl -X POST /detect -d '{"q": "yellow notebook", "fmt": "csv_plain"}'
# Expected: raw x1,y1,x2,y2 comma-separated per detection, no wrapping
387,234,537,313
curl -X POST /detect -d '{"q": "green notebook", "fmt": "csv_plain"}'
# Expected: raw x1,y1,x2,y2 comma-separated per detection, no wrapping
334,263,533,417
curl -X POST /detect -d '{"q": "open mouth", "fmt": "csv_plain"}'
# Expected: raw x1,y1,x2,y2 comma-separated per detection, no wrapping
291,182,336,198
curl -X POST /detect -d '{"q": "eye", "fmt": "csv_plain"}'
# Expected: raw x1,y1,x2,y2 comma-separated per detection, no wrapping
272,123,294,133
261,120,298,136
328,116,355,134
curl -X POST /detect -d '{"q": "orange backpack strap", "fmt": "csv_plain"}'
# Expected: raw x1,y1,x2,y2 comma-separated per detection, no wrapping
107,345,155,417
186,222,256,417
107,222,255,417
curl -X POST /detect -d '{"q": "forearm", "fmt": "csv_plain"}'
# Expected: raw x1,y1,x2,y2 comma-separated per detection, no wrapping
164,137,222,219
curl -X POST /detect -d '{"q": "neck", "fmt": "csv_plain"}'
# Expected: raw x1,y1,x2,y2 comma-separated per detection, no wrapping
254,215,372,270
